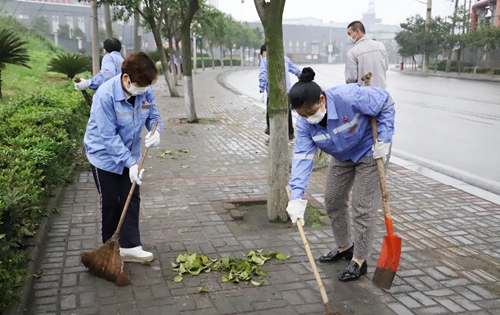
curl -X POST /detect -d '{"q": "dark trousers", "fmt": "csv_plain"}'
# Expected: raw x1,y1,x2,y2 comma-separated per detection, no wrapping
266,98,294,135
91,165,141,248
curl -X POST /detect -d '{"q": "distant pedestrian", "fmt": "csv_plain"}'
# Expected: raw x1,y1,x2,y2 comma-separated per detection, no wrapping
345,21,389,89
286,67,395,282
84,51,162,263
259,44,301,143
75,38,124,91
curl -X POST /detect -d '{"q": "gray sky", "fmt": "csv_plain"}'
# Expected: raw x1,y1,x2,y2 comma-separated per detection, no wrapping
215,0,462,26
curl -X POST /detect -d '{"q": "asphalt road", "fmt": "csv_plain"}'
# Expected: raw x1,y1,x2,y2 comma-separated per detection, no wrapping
224,64,500,194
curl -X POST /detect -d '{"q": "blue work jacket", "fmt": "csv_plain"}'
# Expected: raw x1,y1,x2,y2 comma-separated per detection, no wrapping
259,56,301,94
87,51,124,91
84,75,163,174
288,83,395,200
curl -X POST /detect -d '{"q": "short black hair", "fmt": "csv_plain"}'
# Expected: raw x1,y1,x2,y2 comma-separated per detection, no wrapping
260,44,266,56
347,21,365,34
103,38,122,53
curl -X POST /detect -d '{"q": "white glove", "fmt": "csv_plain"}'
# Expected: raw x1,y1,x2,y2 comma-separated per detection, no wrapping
128,163,144,185
145,130,160,148
286,199,308,226
372,140,390,162
74,79,89,90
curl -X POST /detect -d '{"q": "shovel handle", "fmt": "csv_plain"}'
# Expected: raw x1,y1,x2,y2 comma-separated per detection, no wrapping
370,117,394,237
114,122,159,236
286,187,332,312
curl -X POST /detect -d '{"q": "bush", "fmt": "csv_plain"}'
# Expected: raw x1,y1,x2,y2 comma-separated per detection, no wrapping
0,83,88,312
435,60,473,71
192,58,241,68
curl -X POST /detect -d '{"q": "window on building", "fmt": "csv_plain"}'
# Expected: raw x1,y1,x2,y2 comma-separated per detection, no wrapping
18,15,29,20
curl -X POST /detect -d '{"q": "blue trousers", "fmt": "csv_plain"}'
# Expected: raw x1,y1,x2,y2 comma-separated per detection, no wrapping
91,165,141,248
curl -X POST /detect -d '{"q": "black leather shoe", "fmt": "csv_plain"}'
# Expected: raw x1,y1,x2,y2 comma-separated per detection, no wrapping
338,260,367,282
318,245,354,263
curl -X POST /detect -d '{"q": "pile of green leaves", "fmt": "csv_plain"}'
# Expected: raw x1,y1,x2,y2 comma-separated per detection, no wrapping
172,250,289,286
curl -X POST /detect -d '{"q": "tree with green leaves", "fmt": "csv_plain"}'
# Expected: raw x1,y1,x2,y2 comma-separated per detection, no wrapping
73,27,87,41
395,15,445,71
254,0,288,222
58,24,71,39
0,29,31,98
463,24,500,73
108,0,179,97
30,16,51,35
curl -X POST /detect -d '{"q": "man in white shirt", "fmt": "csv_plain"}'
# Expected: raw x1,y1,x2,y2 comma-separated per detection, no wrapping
345,21,389,89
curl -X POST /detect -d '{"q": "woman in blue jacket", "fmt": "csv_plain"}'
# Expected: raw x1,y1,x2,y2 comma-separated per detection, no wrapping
286,67,395,282
84,51,162,263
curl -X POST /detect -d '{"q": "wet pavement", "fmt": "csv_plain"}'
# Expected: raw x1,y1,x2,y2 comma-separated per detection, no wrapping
19,67,500,315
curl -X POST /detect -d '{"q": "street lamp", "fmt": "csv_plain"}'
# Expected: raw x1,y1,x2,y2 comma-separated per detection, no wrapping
328,20,334,63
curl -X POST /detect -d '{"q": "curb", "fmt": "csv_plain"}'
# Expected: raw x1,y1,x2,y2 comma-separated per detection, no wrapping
4,166,76,315
390,67,500,83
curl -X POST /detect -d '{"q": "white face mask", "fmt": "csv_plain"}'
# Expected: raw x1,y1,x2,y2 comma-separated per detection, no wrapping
307,107,326,124
347,35,357,44
127,81,149,96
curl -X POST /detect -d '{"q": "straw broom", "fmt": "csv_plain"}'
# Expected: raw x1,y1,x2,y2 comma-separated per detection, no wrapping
81,122,159,286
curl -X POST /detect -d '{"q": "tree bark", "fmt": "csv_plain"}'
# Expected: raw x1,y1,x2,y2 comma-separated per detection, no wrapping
219,46,224,68
181,0,200,123
199,39,205,71
164,16,178,86
150,18,179,97
254,0,288,222
209,43,215,69
104,4,113,39
91,1,100,75
133,11,142,52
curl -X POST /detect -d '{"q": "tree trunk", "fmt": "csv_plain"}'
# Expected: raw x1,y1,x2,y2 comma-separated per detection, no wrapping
150,20,179,97
219,46,224,68
229,49,233,67
133,11,142,52
181,0,200,123
199,39,205,71
209,43,215,69
0,70,3,99
166,26,178,86
104,4,113,38
175,39,183,80
254,0,288,222
91,1,100,75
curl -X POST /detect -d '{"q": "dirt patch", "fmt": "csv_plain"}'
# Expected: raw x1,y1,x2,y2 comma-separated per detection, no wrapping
47,75,67,83
213,199,328,235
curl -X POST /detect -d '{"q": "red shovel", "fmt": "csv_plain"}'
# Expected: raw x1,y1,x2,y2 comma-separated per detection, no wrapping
362,73,402,290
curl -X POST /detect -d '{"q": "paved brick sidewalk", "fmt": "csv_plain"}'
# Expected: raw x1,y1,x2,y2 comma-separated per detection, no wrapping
24,68,500,315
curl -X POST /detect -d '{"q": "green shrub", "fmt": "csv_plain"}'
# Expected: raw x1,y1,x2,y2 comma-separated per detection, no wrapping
0,83,88,312
436,60,473,71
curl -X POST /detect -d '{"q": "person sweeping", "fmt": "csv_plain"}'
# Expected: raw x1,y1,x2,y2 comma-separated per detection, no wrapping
286,67,395,282
81,51,162,284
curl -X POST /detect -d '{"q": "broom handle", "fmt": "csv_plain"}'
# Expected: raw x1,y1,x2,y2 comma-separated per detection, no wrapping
370,117,394,237
362,72,395,238
286,187,331,310
74,77,92,108
114,122,159,236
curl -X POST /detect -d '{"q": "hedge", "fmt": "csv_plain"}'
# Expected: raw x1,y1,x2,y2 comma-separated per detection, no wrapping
0,83,88,312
